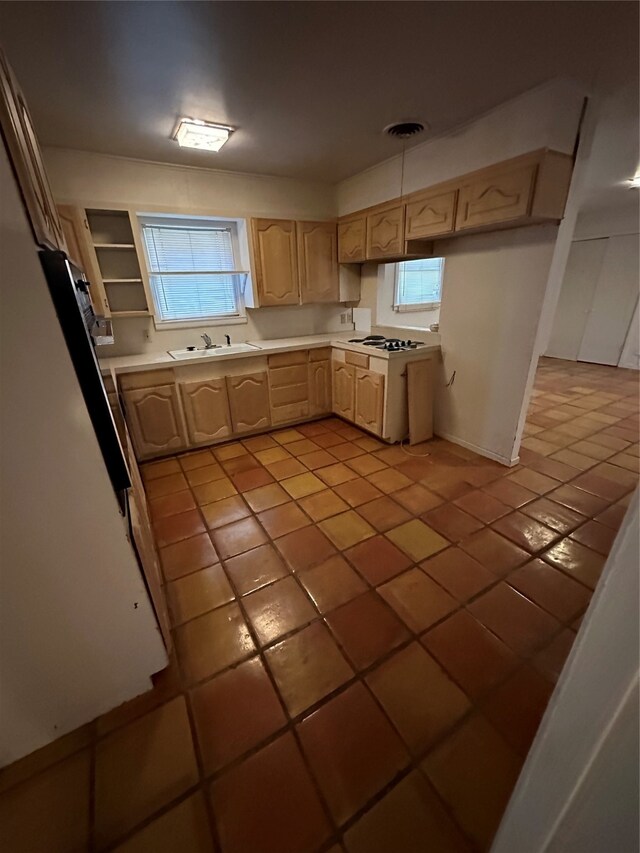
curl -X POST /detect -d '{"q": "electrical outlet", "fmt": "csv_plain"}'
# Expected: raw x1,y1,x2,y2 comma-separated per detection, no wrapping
340,312,351,325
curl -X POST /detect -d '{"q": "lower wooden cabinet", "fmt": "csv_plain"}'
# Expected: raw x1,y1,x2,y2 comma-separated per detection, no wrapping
180,379,232,444
226,372,271,434
123,384,186,459
332,362,356,421
354,368,385,436
309,359,331,416
268,352,309,425
123,422,172,651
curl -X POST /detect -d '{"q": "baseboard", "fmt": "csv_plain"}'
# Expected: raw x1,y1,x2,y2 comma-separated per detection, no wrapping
435,431,519,467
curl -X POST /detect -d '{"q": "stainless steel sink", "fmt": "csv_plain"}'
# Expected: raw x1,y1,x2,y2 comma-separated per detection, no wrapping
168,343,259,360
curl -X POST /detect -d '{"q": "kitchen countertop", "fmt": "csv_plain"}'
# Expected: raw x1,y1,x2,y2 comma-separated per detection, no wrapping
99,330,441,375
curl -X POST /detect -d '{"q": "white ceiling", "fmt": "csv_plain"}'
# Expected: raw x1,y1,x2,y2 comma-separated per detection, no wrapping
0,1,637,183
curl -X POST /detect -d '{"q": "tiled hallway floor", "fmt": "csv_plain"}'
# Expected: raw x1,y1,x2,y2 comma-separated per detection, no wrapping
1,358,638,852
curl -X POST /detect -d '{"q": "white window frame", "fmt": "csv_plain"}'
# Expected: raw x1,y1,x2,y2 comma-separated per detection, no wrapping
393,257,445,313
138,213,250,329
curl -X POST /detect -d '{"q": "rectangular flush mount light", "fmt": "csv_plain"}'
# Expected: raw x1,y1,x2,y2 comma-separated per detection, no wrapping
174,118,234,152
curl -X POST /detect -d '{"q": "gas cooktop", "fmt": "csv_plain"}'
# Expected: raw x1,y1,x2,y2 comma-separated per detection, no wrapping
348,335,425,352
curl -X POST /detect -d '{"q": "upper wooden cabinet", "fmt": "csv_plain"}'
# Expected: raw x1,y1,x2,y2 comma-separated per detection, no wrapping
251,218,341,306
226,372,271,434
405,190,458,240
251,218,300,306
338,216,367,263
56,204,110,315
338,148,574,260
296,221,339,304
0,48,66,251
366,202,405,260
180,379,232,444
455,163,537,232
123,384,186,460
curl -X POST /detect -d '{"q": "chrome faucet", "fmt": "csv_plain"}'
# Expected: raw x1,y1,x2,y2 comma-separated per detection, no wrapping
201,333,214,349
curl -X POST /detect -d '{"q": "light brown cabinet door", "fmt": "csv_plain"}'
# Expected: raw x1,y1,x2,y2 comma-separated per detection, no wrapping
366,204,405,259
226,372,271,433
180,379,232,445
124,423,172,652
309,360,331,417
123,384,186,460
56,204,111,316
297,221,339,304
455,164,537,232
354,368,385,436
405,190,458,239
332,362,356,422
251,218,299,306
0,49,66,251
338,217,367,263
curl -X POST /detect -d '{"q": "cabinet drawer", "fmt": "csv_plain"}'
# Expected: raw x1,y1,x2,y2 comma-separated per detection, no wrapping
345,351,369,369
309,347,332,362
270,382,309,408
271,401,309,425
119,369,175,391
456,164,537,231
268,350,308,368
405,190,457,239
269,364,308,387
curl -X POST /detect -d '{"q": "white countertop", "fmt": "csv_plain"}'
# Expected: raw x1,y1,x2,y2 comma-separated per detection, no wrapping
99,330,441,375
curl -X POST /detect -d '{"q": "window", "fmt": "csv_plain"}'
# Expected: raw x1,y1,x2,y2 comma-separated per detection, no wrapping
139,215,247,325
394,257,444,312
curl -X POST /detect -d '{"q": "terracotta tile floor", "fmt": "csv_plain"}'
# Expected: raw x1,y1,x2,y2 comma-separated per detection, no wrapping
1,357,638,852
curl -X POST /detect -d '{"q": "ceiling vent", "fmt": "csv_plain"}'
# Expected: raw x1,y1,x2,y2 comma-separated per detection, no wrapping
384,121,425,139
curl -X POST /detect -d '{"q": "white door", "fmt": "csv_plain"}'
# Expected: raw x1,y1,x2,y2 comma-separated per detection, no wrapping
578,233,640,366
545,239,607,361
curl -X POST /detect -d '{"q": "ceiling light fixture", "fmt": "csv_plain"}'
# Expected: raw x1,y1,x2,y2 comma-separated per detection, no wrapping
628,174,640,188
174,118,235,152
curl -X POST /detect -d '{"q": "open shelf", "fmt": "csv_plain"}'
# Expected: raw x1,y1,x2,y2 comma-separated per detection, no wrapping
92,242,136,249
110,310,151,318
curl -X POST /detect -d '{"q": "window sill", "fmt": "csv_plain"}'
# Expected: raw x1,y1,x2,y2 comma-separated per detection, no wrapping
152,315,249,331
393,302,441,313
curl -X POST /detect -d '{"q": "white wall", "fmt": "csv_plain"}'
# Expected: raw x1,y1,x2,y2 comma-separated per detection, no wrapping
492,491,639,853
337,79,585,215
0,145,167,766
434,226,558,464
337,81,584,464
44,147,347,357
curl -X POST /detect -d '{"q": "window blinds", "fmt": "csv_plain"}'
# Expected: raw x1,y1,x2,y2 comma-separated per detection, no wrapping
141,222,241,321
394,257,444,311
